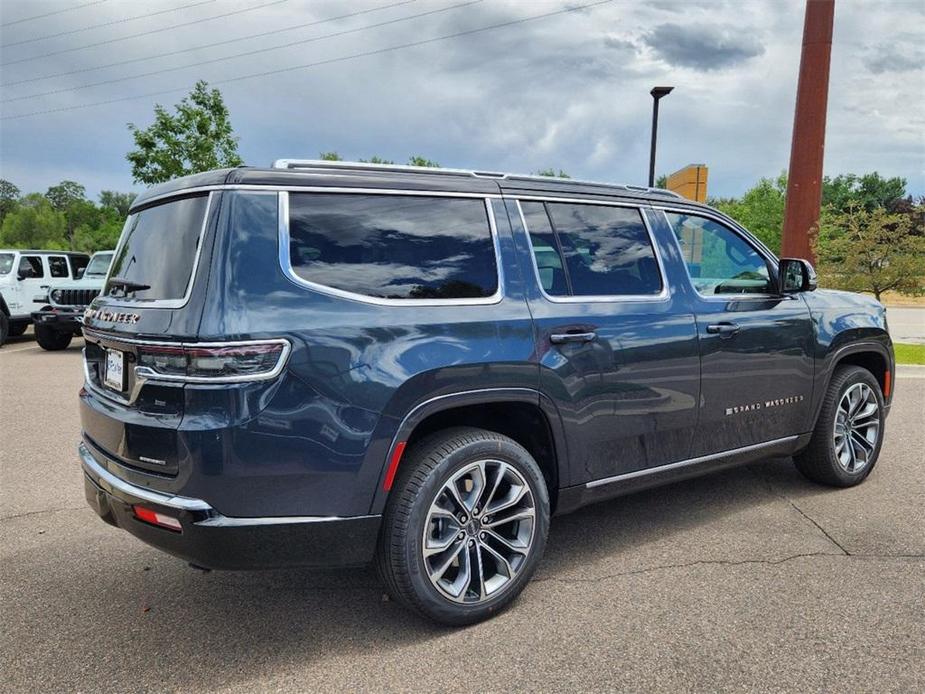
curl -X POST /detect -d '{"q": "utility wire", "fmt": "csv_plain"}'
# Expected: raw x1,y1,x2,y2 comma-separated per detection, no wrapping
0,0,614,121
3,0,478,103
0,0,109,29
3,0,216,48
1,0,418,88
0,0,286,67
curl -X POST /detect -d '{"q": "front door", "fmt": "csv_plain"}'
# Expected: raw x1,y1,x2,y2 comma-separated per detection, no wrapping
18,255,50,315
661,211,815,457
511,198,701,485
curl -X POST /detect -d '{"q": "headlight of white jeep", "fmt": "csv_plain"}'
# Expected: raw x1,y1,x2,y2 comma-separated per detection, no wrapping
50,289,63,304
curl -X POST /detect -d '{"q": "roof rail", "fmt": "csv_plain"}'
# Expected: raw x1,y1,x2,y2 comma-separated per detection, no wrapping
270,159,685,198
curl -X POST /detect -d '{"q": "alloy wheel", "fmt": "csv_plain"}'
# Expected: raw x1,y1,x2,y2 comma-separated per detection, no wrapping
421,460,536,604
833,382,880,473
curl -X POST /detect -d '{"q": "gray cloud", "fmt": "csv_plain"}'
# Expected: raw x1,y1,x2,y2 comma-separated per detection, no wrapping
864,43,924,74
643,22,765,70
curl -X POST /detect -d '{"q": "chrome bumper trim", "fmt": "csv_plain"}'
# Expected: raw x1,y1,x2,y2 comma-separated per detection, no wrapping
79,443,374,525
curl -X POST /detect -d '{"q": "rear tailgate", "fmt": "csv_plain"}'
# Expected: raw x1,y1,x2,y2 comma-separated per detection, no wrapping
80,192,217,477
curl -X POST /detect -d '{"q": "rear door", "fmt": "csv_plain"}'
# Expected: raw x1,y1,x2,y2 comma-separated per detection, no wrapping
510,197,701,485
661,210,814,456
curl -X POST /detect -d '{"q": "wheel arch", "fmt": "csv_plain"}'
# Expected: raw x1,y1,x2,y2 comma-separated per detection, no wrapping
369,388,569,515
814,339,894,428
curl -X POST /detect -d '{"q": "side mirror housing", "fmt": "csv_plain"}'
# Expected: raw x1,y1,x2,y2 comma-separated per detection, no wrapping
779,258,817,293
75,268,85,279
17,268,32,281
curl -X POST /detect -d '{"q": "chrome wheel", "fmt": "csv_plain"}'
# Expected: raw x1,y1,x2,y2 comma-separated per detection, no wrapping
422,460,536,604
833,383,880,473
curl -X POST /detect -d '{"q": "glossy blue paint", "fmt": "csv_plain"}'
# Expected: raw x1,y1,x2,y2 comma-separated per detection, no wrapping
78,166,894,569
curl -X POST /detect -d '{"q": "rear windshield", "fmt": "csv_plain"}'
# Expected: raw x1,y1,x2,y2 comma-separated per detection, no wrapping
288,193,498,300
0,253,13,275
106,195,208,301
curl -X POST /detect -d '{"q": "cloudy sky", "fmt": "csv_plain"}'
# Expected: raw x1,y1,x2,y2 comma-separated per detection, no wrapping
1,0,923,200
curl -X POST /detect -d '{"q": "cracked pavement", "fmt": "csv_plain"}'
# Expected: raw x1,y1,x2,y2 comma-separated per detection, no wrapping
2,336,923,693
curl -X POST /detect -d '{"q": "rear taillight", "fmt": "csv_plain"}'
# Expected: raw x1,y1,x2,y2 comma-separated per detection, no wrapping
136,340,289,382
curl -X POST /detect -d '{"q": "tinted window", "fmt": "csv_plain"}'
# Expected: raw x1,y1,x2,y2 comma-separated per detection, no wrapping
49,256,69,278
70,255,89,277
106,195,208,301
288,194,498,300
524,202,662,297
19,256,44,278
665,213,772,295
0,253,13,275
521,202,568,296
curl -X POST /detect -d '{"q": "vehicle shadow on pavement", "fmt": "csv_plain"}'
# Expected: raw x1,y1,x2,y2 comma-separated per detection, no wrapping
6,456,832,691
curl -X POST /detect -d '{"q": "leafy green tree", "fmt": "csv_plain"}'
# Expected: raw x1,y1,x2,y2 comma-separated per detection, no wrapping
712,173,788,252
73,207,123,253
822,173,906,213
0,194,67,249
98,191,135,218
817,204,925,301
127,81,243,185
319,151,343,161
45,180,86,211
0,179,20,225
655,174,668,188
45,181,92,250
408,155,440,167
534,168,571,178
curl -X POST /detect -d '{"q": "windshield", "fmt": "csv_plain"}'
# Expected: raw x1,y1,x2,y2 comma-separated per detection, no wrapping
106,194,208,301
85,252,113,277
0,253,13,275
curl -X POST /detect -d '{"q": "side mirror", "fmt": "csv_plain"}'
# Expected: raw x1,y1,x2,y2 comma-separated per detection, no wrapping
75,268,85,279
779,258,817,293
17,268,32,281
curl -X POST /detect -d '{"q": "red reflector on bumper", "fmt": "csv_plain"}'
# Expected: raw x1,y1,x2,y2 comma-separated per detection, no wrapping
133,505,182,532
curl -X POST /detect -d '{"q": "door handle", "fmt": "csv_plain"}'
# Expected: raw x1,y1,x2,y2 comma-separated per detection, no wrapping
550,331,597,345
706,322,741,338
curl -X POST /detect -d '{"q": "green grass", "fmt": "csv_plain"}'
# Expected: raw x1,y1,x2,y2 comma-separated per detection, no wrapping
894,343,925,365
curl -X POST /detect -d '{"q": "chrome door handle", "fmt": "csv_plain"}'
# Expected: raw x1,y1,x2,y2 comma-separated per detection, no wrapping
706,322,741,338
550,331,597,344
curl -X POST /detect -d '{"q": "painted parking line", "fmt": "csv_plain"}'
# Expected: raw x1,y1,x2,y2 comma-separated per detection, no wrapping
0,344,40,354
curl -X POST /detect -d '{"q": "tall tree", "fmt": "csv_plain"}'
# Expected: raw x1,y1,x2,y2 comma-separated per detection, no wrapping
45,181,89,250
408,155,440,167
98,191,136,218
817,204,925,301
712,173,788,252
822,172,906,213
0,179,20,225
127,81,243,185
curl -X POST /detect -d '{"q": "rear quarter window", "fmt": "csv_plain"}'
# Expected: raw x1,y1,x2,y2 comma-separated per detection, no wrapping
0,253,13,275
287,193,499,301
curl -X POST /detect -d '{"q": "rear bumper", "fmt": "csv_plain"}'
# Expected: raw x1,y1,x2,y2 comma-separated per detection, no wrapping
79,443,381,570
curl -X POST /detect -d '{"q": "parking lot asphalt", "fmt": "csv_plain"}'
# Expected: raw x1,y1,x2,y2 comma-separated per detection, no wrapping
2,334,923,693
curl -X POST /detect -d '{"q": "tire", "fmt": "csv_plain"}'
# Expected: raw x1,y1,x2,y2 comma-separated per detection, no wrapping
794,365,885,487
7,321,27,337
377,427,550,626
0,313,8,346
34,325,73,351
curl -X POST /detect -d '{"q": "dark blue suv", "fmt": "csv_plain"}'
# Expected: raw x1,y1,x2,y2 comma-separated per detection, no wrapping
79,160,894,624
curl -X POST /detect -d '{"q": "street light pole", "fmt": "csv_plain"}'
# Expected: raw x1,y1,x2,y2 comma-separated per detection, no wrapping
648,86,674,187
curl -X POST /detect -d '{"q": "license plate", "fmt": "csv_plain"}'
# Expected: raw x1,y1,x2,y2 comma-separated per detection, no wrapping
104,349,125,391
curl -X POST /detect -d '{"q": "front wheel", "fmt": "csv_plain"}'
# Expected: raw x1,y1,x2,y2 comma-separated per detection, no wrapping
377,427,550,625
34,325,73,351
794,365,885,487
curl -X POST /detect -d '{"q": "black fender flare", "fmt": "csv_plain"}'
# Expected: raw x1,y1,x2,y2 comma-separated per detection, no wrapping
812,339,894,428
368,387,569,515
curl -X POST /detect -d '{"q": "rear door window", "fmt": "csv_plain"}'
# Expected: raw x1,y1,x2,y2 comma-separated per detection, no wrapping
287,193,498,300
106,194,209,301
522,201,662,297
49,256,69,278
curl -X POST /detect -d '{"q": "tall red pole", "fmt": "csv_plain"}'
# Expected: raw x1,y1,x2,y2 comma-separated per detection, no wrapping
781,0,835,264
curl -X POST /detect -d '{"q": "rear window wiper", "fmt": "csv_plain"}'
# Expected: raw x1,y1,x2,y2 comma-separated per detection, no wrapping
108,277,151,295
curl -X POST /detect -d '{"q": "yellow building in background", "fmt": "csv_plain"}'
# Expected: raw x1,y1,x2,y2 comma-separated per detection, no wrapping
666,164,708,202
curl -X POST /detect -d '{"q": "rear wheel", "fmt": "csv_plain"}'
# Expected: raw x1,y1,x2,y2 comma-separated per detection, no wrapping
35,325,73,351
794,365,885,487
377,427,550,625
